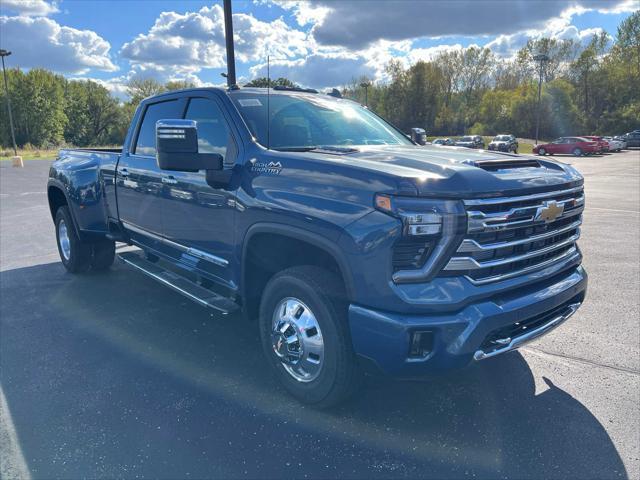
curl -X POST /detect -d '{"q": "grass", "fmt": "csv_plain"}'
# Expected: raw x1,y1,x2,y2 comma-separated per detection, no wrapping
1,145,120,161
0,148,58,161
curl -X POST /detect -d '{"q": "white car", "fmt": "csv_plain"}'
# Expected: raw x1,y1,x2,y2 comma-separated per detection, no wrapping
603,136,624,152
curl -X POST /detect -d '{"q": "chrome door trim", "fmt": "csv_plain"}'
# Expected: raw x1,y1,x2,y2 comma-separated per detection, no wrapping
121,221,229,267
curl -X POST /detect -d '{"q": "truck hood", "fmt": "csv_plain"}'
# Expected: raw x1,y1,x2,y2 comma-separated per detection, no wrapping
294,144,583,198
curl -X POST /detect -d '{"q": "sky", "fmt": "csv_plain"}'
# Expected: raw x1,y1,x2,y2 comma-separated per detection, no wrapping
0,0,637,99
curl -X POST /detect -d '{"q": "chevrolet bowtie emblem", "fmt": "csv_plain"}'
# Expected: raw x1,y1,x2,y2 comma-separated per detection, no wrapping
535,200,564,223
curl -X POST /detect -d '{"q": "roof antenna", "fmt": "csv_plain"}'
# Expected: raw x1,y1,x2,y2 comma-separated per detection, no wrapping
267,54,271,150
223,0,237,89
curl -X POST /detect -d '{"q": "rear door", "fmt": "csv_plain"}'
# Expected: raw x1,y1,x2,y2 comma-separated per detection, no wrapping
159,94,240,288
117,98,185,244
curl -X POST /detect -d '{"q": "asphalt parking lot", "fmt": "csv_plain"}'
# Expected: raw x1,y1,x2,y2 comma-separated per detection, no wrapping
1,150,639,479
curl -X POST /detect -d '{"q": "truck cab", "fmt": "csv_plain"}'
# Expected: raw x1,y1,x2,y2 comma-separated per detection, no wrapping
48,87,588,407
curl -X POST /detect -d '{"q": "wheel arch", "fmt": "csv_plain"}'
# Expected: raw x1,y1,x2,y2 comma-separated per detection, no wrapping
241,223,355,320
47,181,83,239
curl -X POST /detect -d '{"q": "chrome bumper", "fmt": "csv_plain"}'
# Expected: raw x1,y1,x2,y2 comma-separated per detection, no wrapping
473,302,581,361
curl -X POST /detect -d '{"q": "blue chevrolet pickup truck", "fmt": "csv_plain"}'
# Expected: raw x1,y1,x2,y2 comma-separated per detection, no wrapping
48,87,587,406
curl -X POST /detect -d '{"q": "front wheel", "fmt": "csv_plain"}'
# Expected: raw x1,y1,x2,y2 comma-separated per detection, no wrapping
259,266,361,408
538,148,546,156
573,148,583,157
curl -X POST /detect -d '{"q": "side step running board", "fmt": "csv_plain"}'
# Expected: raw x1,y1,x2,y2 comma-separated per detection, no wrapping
118,251,239,315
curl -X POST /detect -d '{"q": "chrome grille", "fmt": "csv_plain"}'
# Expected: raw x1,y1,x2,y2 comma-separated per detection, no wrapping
443,186,584,284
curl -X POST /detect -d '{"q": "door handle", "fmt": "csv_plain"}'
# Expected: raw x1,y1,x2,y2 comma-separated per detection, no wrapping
162,176,178,185
119,168,129,177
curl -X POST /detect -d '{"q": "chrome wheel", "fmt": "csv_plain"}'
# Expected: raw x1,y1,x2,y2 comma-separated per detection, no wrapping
58,219,71,261
271,297,324,383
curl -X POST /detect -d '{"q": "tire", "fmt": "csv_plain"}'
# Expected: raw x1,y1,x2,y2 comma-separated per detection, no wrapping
91,238,115,271
538,148,546,156
258,266,361,408
573,148,583,157
55,206,91,273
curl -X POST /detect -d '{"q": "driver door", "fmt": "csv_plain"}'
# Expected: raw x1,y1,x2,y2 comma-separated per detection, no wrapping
159,94,240,289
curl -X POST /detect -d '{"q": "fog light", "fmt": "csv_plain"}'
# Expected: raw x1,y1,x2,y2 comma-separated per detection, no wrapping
409,331,434,358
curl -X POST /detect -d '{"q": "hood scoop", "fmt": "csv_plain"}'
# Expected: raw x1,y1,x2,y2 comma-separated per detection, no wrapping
467,158,541,171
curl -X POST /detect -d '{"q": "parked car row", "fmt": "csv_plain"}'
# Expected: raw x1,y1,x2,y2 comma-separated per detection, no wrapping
534,131,639,156
430,130,639,157
432,134,518,152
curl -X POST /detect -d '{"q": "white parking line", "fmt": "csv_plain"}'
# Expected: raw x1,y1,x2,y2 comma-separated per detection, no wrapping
588,207,640,214
0,384,31,480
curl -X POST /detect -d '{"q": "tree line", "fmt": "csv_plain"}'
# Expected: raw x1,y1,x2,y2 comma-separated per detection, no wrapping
0,11,637,149
343,12,639,139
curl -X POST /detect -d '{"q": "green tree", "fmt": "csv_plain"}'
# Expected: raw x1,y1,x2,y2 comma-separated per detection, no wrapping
165,80,196,92
63,80,90,146
0,68,67,147
244,77,298,88
126,78,165,105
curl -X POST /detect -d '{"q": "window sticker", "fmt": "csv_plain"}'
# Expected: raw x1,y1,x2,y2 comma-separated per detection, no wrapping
238,98,263,107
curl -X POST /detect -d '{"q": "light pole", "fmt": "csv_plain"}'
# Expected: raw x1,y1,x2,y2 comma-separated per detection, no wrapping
533,53,549,145
0,49,21,166
360,81,371,107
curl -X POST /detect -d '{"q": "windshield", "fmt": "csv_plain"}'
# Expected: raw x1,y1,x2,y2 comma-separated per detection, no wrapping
230,91,412,150
460,136,473,141
494,135,511,141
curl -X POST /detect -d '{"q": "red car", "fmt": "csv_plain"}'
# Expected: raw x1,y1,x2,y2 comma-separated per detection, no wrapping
582,135,609,153
533,137,600,156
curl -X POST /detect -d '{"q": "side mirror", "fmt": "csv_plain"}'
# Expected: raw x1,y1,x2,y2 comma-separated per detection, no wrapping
156,119,223,172
410,127,427,145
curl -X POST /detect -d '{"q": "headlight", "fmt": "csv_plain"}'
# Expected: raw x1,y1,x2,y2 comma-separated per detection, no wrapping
375,194,467,283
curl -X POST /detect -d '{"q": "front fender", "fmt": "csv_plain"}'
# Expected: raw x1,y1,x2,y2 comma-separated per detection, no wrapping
240,222,356,302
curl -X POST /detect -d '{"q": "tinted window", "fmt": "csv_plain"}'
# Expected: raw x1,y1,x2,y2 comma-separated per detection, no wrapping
135,100,182,156
231,92,411,149
184,98,233,165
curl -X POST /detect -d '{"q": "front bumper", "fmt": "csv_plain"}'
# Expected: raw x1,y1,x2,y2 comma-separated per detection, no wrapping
348,265,587,377
488,144,509,151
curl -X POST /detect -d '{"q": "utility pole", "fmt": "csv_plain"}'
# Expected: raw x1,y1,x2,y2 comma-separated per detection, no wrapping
223,0,237,89
533,53,549,146
0,49,22,167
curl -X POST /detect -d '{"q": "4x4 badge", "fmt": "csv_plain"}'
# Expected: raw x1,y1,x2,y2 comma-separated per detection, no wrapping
535,200,564,223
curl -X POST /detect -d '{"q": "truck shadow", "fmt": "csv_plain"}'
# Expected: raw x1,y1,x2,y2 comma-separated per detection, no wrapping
0,262,627,479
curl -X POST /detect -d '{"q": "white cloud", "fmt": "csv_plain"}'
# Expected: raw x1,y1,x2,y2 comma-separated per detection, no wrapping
121,4,310,72
407,44,469,64
0,16,117,73
596,0,639,14
249,53,377,89
485,22,613,59
271,0,634,49
0,0,58,17
260,1,330,26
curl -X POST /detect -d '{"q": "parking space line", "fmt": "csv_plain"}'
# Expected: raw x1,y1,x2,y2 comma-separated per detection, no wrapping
0,384,31,480
522,346,640,376
587,207,640,214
